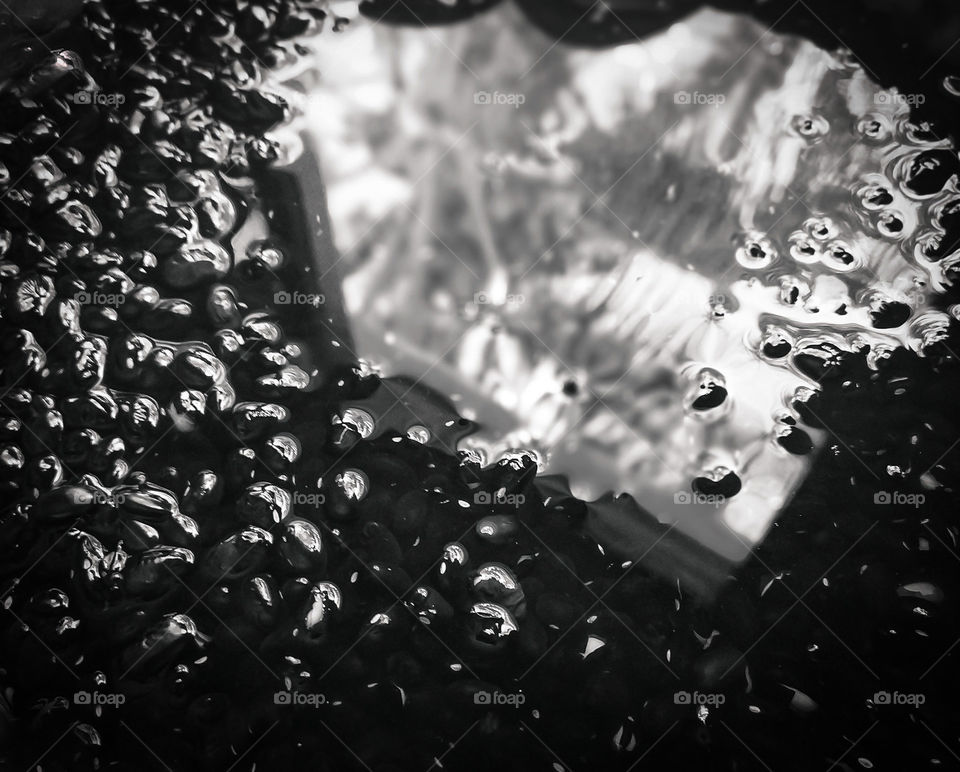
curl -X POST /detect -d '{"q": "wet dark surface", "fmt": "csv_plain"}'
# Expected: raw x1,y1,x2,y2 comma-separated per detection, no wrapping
0,1,959,770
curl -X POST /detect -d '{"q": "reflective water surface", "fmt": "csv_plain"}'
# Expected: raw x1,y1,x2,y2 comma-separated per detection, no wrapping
298,5,955,560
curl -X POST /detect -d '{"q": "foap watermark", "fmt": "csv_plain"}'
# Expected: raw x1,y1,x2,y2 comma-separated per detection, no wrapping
874,491,924,508
292,492,326,506
75,291,125,306
274,291,325,307
71,89,126,106
274,690,327,707
475,490,525,507
674,690,726,707
674,491,725,508
75,690,125,708
474,690,525,707
474,291,525,307
874,690,925,707
474,90,525,109
674,91,725,108
92,490,126,506
874,92,925,107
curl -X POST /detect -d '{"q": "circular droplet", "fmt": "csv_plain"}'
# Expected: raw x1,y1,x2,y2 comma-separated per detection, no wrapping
856,114,892,142
761,327,793,359
821,241,860,272
876,211,905,238
788,234,820,264
858,183,894,211
804,216,838,241
790,113,829,141
735,232,777,269
336,469,368,501
406,425,430,444
476,515,518,543
439,543,469,578
341,407,374,439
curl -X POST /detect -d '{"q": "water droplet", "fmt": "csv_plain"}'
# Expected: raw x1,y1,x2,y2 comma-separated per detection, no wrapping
790,113,830,141
788,234,820,264
687,368,728,413
821,241,860,272
735,231,777,269
803,216,838,241
406,425,430,444
876,211,905,238
900,149,960,197
336,469,368,501
909,310,951,351
692,467,741,498
775,424,813,455
857,114,892,142
858,183,894,211
779,276,810,306
341,407,374,438
499,448,543,471
944,75,960,98
476,515,518,543
760,326,793,359
865,291,912,329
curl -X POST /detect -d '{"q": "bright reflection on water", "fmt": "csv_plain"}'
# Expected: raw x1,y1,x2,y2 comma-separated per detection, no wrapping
299,4,955,561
